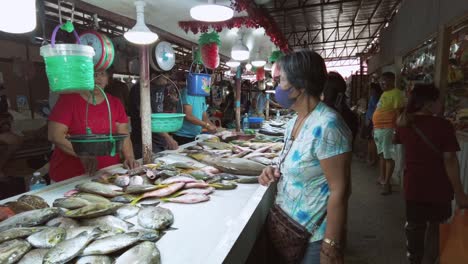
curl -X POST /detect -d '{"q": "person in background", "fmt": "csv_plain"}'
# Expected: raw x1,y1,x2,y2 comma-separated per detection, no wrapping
322,71,359,144
372,72,404,195
365,83,382,166
394,83,468,264
106,67,130,114
259,50,352,264
253,89,282,117
129,74,179,158
48,70,138,182
173,87,217,145
221,84,235,127
0,86,23,178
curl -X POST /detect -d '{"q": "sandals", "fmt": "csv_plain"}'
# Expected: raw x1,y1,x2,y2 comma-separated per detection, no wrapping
380,183,392,195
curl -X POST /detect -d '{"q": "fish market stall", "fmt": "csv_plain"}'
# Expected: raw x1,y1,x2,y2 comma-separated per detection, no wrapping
0,138,279,264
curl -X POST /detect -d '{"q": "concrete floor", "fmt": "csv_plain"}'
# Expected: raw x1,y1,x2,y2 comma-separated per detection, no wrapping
345,157,408,264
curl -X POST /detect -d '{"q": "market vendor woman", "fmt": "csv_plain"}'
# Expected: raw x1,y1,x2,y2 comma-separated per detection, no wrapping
48,71,139,182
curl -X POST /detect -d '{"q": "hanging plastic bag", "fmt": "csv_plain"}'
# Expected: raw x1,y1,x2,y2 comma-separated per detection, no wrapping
439,209,468,264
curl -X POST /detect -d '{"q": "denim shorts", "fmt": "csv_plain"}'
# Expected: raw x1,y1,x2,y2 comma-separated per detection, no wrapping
301,240,322,264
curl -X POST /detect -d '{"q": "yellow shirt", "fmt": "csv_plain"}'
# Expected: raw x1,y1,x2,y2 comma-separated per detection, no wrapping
372,88,404,129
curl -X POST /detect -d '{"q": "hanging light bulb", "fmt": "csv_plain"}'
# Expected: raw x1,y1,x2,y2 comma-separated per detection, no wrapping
231,36,249,61
0,0,36,34
264,62,272,71
245,63,252,71
190,0,234,22
252,59,266,67
124,0,159,45
226,60,240,68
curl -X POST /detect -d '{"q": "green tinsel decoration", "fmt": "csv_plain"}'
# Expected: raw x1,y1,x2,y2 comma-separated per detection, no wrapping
269,50,284,63
193,47,202,65
198,31,221,47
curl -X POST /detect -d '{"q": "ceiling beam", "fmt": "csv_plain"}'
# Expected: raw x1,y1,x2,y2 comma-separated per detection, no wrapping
284,21,383,35
268,0,356,14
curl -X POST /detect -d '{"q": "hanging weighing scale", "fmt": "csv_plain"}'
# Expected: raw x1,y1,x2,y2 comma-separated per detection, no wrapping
79,31,115,71
150,41,176,71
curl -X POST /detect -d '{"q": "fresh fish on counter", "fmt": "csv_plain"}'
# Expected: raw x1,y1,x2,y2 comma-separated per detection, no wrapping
179,187,215,196
27,227,66,248
64,203,123,219
0,208,60,232
114,241,161,264
200,166,221,175
43,230,99,264
210,181,238,190
63,189,80,197
216,173,239,181
0,239,31,264
160,175,197,185
66,226,103,240
17,195,49,209
135,229,163,242
138,207,174,230
131,182,185,205
76,182,123,198
155,154,207,169
75,255,113,264
206,175,222,184
155,170,178,178
0,227,46,243
162,194,210,204
111,194,137,203
188,170,211,181
18,248,48,264
248,156,273,166
4,201,35,213
198,141,233,150
184,182,210,189
81,216,133,233
189,153,266,176
53,197,91,210
124,185,159,194
73,193,110,204
235,176,260,184
0,206,15,222
46,217,80,228
129,175,145,186
115,205,140,220
81,232,141,255
114,175,131,187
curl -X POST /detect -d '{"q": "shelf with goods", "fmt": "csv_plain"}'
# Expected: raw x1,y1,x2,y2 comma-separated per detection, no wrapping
446,17,468,133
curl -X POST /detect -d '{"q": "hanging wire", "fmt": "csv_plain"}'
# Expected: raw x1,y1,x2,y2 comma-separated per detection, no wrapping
57,0,75,24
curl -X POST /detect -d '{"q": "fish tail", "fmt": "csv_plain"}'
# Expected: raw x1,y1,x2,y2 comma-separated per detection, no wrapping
131,195,144,205
160,197,170,203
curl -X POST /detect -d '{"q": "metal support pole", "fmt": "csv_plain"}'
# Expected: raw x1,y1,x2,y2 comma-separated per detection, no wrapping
139,45,152,164
235,66,242,132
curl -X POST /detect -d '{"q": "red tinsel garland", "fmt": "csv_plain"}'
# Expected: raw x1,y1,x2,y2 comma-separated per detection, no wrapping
178,0,289,52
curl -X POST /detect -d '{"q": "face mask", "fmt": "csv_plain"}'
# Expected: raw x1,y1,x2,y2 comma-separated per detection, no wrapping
275,85,296,109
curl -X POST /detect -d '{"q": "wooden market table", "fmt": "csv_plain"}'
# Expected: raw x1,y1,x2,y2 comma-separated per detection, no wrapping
0,143,275,264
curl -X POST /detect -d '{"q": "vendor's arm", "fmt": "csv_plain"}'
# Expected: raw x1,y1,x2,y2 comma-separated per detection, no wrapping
116,122,139,169
321,152,351,257
202,111,217,132
182,104,215,132
47,121,76,157
157,132,178,150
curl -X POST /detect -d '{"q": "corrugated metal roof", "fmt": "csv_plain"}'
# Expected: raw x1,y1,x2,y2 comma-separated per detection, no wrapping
264,0,401,60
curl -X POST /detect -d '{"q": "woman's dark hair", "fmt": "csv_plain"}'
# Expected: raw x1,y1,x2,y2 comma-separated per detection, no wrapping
369,82,383,99
323,71,347,111
278,50,327,97
397,83,439,127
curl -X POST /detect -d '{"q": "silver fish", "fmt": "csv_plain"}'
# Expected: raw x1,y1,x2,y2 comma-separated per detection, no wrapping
18,248,48,264
0,239,31,264
124,184,159,194
0,208,61,232
27,227,66,248
63,203,123,219
46,217,80,228
53,197,91,209
138,206,174,230
134,229,163,242
161,175,197,184
81,215,133,233
75,182,123,198
0,227,46,243
114,175,131,187
248,156,273,166
75,255,113,264
114,241,161,264
115,205,140,220
81,232,141,255
179,187,215,196
189,153,266,176
111,195,137,203
73,193,111,204
129,175,144,186
66,226,101,240
163,194,210,204
43,230,99,264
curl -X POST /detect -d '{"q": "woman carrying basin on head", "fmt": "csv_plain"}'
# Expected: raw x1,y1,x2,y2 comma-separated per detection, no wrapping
48,70,139,182
259,50,352,264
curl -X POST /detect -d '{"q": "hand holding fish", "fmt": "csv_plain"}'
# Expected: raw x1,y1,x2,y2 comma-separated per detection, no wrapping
258,166,280,186
123,157,140,170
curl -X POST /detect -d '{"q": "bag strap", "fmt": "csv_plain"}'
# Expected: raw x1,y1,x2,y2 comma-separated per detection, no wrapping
310,212,327,236
411,124,441,155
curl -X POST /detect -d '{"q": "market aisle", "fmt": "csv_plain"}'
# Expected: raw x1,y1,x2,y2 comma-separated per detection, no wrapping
345,157,407,264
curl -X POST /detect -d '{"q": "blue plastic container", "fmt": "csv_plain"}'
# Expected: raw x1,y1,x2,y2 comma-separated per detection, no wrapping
248,117,264,123
187,63,211,96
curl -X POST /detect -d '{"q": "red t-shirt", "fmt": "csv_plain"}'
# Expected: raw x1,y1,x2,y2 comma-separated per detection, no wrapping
394,115,460,203
49,93,128,182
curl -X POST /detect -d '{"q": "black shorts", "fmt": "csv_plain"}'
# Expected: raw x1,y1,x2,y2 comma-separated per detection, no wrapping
406,200,452,223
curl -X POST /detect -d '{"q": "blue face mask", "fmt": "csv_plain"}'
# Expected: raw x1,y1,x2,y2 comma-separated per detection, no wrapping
275,85,296,109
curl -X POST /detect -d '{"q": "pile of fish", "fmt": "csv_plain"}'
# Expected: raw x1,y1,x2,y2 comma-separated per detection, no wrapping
0,195,167,263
